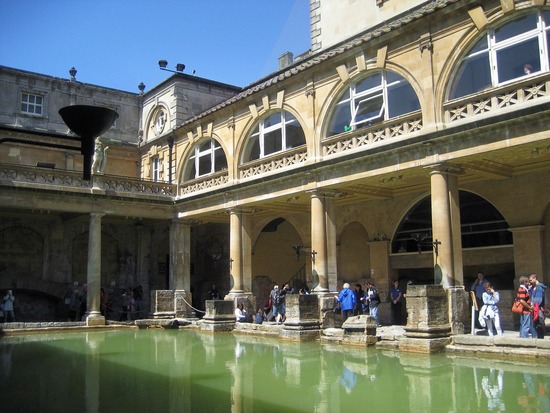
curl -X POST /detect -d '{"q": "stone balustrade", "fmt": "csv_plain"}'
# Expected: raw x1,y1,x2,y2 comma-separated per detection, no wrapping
0,163,176,198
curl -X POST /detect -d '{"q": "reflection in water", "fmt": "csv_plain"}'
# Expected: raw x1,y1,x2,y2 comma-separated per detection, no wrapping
0,330,549,412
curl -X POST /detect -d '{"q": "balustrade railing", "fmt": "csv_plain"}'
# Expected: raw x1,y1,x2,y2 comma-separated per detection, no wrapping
321,111,423,157
0,164,176,197
179,170,229,196
444,74,550,123
239,146,308,179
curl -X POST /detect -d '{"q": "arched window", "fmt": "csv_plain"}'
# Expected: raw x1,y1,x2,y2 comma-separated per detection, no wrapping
327,70,420,137
245,110,305,161
449,10,550,100
185,139,227,180
392,191,513,253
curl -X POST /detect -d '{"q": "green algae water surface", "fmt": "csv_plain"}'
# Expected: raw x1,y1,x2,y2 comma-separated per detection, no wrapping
1,329,549,412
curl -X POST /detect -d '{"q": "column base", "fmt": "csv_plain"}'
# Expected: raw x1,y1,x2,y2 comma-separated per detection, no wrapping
86,313,106,326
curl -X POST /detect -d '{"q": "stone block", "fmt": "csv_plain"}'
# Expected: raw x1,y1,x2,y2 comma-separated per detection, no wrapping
150,290,175,318
281,294,321,341
399,336,451,354
200,299,235,332
405,284,451,338
341,315,378,346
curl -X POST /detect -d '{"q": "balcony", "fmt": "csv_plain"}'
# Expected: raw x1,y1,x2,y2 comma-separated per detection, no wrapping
444,73,550,123
0,164,176,199
322,111,423,158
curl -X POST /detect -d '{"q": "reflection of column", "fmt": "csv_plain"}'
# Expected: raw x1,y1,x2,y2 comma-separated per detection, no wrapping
86,212,105,325
310,191,329,292
229,208,244,294
85,333,102,413
428,164,463,287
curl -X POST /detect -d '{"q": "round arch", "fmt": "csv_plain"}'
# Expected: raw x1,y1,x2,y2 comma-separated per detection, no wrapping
144,103,170,143
320,66,422,139
237,108,307,165
391,190,513,254
178,135,229,184
437,6,548,109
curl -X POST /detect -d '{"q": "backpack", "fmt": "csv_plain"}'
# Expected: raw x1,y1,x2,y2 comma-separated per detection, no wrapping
274,290,283,306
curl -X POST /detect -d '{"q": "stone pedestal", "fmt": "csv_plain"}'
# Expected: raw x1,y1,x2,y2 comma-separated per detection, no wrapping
400,284,451,353
200,300,235,332
280,294,321,341
446,286,469,335
150,290,195,319
150,290,176,318
175,290,196,319
86,313,106,326
341,315,378,346
318,293,340,328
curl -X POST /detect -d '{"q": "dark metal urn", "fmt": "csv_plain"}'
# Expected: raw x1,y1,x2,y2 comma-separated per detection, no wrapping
59,105,119,180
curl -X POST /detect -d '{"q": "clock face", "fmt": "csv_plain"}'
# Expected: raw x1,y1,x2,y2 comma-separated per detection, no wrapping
153,109,166,136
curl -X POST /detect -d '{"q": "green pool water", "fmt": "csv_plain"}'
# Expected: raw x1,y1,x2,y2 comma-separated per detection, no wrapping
1,329,549,412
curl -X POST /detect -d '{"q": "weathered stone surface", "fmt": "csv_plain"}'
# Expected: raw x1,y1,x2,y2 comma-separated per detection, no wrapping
341,315,378,346
405,285,451,338
281,294,321,341
150,290,175,318
200,299,235,332
447,286,469,335
399,336,451,353
135,319,180,329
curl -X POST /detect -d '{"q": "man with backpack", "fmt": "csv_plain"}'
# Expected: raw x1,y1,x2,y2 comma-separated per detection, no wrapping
269,285,282,324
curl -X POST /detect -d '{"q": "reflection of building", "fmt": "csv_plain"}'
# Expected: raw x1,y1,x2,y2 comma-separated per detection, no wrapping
1,1,550,325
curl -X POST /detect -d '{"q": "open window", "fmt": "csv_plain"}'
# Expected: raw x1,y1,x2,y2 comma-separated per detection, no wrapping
449,10,550,100
328,71,420,137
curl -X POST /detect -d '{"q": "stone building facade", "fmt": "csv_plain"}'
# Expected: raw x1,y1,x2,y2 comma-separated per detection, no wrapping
1,1,550,330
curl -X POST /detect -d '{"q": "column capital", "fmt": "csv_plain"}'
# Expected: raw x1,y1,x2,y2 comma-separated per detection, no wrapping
226,206,256,215
306,189,345,199
425,162,464,176
172,217,201,226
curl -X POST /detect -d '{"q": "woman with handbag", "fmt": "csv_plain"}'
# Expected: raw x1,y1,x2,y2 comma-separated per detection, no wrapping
516,276,536,338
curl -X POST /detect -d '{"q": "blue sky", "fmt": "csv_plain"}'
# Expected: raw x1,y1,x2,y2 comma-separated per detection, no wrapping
0,1,310,92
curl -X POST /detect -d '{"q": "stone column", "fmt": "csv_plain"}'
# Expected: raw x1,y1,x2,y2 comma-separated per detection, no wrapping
428,164,464,287
86,212,105,326
169,219,193,317
310,190,329,292
228,208,244,295
509,225,545,283
325,192,338,292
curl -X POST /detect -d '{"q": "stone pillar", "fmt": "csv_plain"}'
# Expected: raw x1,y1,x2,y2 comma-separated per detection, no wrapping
310,190,329,292
170,219,194,317
200,300,236,332
400,284,451,353
280,294,321,341
509,225,545,283
428,164,464,287
325,192,338,292
169,219,187,290
85,212,105,326
228,208,244,294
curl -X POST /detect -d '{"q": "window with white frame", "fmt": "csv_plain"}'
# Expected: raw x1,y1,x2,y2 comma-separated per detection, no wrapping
21,92,43,115
152,157,160,182
245,110,306,161
327,71,420,137
186,138,227,180
449,10,550,100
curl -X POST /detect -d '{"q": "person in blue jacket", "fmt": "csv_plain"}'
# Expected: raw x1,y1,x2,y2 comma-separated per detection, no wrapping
337,282,357,323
